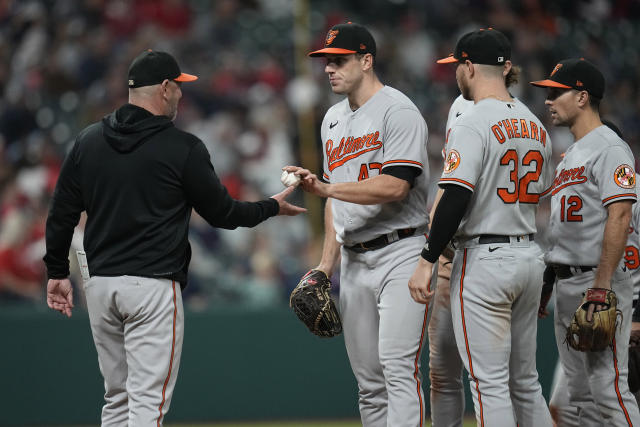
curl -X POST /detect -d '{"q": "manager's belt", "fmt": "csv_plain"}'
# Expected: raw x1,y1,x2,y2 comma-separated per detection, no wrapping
551,264,595,280
345,228,417,253
477,234,534,244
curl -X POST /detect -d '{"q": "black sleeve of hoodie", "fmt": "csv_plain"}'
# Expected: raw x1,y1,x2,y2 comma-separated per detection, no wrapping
182,141,278,229
43,141,84,279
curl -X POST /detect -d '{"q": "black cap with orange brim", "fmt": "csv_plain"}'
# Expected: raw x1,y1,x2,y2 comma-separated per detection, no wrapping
436,28,511,66
530,58,604,99
308,22,376,57
128,50,198,88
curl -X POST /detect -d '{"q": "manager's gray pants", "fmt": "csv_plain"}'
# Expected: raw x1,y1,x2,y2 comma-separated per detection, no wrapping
84,276,184,427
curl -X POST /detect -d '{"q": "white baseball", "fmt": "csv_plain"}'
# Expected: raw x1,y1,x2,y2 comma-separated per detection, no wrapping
280,170,301,187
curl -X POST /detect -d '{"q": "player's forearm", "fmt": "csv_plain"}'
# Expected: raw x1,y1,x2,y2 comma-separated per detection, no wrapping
595,201,633,288
326,174,410,205
317,200,341,276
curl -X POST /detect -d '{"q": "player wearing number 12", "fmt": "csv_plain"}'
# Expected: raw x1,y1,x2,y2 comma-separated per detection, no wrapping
409,28,553,426
531,58,640,425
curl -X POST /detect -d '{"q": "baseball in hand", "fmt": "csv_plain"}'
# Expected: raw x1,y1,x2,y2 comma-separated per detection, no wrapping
281,170,301,187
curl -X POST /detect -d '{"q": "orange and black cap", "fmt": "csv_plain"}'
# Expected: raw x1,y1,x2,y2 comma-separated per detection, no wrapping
530,58,604,99
437,28,511,65
308,22,376,58
128,50,198,88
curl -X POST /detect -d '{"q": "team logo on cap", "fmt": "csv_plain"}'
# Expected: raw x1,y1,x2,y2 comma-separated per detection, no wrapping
551,63,562,76
443,149,461,174
614,164,635,189
326,30,339,46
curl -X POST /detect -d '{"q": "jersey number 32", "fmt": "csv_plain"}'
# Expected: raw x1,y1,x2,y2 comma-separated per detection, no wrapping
497,149,543,204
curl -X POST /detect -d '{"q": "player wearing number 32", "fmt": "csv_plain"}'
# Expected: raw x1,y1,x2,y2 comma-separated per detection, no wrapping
285,22,431,427
409,28,553,426
531,59,640,425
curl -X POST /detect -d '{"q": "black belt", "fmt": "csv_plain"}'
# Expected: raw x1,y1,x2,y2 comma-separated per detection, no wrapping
345,228,417,253
477,234,534,244
552,264,595,280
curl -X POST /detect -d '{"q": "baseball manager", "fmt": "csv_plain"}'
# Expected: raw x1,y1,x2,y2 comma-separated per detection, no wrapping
43,50,304,426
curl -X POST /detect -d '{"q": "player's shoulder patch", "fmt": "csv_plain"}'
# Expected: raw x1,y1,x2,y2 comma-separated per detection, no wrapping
614,164,636,189
443,149,461,174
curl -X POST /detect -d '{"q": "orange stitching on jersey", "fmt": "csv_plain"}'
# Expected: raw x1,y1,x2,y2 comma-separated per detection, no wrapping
460,249,484,426
439,177,475,190
326,132,383,171
612,338,633,426
540,185,553,197
325,135,382,171
551,179,587,195
327,147,383,171
602,193,637,204
413,304,429,427
158,281,177,426
551,167,587,194
382,159,423,167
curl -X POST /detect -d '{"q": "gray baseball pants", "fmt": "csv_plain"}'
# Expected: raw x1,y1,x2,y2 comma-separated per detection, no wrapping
554,266,640,426
340,235,433,427
84,276,184,427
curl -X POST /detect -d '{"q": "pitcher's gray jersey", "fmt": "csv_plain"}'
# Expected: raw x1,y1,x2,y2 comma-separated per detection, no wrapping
546,125,637,266
443,95,474,159
439,98,554,237
321,85,429,246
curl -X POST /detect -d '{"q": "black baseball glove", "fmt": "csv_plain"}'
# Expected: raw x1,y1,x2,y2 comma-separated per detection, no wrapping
289,269,342,338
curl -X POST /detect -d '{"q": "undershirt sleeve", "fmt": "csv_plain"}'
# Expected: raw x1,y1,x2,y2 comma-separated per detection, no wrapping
420,184,472,263
382,165,420,187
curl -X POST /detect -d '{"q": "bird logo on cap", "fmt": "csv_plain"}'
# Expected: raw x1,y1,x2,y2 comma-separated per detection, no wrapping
551,63,563,76
326,30,339,46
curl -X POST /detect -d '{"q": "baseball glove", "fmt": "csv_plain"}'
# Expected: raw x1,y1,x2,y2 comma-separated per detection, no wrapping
566,288,619,352
289,269,342,338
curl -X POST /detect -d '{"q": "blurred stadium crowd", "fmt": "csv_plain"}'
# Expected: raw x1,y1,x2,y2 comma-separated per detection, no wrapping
0,0,639,309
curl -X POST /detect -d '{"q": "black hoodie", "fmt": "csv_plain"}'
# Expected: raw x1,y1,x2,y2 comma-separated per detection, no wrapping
44,104,279,287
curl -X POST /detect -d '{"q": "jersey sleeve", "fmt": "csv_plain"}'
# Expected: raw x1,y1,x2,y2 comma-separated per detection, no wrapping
593,145,637,206
381,107,428,173
438,124,484,192
632,199,640,233
540,134,556,199
320,115,331,183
